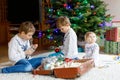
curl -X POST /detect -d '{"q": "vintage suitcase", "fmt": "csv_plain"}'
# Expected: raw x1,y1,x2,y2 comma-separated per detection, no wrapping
32,64,53,75
54,59,94,79
32,59,94,79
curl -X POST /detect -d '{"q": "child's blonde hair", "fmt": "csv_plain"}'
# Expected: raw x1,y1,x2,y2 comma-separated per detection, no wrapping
19,21,35,34
84,32,97,43
56,16,71,28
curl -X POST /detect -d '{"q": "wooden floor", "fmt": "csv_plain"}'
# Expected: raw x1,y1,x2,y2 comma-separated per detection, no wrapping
0,44,8,63
0,44,48,63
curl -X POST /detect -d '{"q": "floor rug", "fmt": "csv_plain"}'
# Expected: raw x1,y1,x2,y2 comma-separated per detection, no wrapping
0,51,120,80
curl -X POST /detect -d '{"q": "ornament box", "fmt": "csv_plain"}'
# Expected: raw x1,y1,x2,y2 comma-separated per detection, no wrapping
32,59,94,79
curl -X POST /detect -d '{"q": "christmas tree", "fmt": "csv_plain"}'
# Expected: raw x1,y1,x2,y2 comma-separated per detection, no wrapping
39,0,113,46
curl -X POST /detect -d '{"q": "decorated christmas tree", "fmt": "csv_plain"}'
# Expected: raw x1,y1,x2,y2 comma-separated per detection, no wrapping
38,0,113,46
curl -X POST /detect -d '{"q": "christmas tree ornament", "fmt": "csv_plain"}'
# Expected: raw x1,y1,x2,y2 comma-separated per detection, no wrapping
90,5,95,9
63,3,67,7
65,58,72,62
55,48,60,52
38,31,43,38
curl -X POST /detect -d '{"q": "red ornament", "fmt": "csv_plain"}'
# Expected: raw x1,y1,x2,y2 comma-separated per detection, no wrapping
65,58,72,62
55,48,60,52
63,3,67,7
93,12,96,15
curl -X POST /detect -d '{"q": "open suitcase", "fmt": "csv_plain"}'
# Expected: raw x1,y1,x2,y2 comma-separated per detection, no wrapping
32,59,94,79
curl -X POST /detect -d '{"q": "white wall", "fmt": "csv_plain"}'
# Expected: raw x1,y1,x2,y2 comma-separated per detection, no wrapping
103,0,120,21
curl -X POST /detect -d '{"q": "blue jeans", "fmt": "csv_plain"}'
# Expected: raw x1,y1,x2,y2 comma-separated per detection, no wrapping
2,57,45,73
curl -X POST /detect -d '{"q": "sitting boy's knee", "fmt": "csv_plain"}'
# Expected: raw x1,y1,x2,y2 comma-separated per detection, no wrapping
24,64,33,72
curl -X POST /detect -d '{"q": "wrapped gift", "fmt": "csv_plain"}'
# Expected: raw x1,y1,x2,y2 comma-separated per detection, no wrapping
105,30,111,41
109,41,113,54
118,42,120,54
111,27,120,42
112,42,118,55
104,40,110,54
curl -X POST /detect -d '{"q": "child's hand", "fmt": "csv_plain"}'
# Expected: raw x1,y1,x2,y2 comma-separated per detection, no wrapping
25,44,38,55
25,49,33,55
31,44,38,50
55,47,59,49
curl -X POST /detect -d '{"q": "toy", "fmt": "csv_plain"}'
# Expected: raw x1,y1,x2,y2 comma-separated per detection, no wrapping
113,55,120,62
54,48,60,53
65,58,72,62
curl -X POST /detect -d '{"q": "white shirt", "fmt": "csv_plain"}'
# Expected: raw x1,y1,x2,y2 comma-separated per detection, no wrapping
8,34,31,63
61,28,78,59
84,42,100,66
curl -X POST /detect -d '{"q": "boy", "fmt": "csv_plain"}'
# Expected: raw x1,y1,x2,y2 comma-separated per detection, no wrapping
0,21,45,73
49,16,79,61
